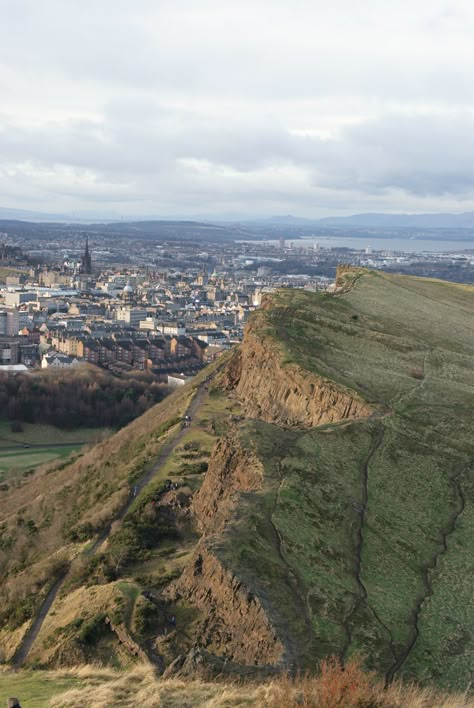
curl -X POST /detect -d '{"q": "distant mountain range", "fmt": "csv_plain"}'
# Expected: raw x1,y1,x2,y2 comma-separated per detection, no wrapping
3,206,474,229
249,212,474,228
315,212,474,228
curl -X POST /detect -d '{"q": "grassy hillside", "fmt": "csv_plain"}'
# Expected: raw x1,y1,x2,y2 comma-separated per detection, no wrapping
0,380,195,659
0,357,231,668
209,271,474,691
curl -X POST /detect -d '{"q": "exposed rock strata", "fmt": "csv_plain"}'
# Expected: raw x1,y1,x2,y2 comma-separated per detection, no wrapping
192,433,264,533
165,544,284,666
165,432,284,667
222,318,372,428
167,318,372,670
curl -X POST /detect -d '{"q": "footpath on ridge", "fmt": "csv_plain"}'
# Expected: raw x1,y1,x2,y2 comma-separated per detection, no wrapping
11,380,210,669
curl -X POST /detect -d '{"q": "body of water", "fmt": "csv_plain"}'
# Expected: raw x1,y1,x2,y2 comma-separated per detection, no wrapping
247,236,474,254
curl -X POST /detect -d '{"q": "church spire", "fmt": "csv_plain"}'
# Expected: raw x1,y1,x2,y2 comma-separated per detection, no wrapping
81,234,92,274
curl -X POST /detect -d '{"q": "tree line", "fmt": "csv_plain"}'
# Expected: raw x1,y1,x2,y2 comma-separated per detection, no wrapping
0,366,171,429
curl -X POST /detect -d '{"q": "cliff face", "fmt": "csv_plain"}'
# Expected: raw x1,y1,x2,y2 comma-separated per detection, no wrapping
165,432,284,667
192,433,264,533
167,545,284,666
222,318,372,428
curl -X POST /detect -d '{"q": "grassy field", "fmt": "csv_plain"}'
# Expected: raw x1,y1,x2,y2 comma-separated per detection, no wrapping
0,422,111,481
0,421,110,447
0,670,80,708
0,446,82,479
0,266,24,283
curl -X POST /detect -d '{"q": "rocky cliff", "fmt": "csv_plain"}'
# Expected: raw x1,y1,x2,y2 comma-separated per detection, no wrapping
166,545,284,666
167,305,374,669
165,431,284,666
192,433,264,533
222,311,372,428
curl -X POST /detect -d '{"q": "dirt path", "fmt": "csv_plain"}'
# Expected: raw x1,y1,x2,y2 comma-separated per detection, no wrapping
11,381,210,668
384,470,467,684
11,572,68,668
267,460,314,669
88,382,209,556
340,425,387,662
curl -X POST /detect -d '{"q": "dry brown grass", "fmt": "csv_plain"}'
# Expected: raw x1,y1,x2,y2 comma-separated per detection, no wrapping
48,663,261,707
42,658,474,707
264,658,473,707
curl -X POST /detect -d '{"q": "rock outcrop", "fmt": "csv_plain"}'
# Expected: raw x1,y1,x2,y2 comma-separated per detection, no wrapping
165,431,284,667
192,433,264,533
165,544,284,666
222,315,372,428
166,308,373,670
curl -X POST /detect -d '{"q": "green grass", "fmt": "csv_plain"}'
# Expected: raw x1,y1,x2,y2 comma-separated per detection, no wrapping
0,446,82,478
0,421,110,448
0,670,79,708
0,266,24,282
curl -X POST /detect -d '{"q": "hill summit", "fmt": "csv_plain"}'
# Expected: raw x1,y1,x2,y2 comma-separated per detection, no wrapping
0,269,472,694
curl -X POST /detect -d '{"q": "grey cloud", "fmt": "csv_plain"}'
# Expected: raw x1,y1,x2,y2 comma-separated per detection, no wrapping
2,0,474,214
2,106,474,199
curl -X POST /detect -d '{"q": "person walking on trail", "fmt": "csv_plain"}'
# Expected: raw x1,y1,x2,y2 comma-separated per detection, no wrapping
132,485,138,497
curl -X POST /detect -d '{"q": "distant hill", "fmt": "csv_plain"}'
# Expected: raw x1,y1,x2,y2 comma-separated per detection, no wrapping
316,211,474,229
242,211,474,231
0,207,73,221
3,206,474,234
0,218,251,241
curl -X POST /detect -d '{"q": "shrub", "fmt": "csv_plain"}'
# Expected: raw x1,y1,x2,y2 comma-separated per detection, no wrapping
7,596,36,629
77,612,107,645
267,657,385,708
133,598,158,637
182,461,208,475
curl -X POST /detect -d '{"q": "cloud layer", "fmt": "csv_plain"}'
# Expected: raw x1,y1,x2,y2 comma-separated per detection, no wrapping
1,0,474,217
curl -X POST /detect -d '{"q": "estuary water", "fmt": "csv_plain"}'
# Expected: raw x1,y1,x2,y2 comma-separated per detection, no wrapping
267,236,474,253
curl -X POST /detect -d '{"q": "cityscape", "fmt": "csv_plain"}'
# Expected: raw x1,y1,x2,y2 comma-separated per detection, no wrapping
1,219,472,380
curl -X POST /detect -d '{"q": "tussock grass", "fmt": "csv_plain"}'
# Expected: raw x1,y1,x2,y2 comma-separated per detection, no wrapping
3,659,471,707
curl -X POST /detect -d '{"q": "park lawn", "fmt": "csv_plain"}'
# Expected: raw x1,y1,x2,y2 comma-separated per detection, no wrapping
0,670,80,708
0,421,111,448
0,446,83,479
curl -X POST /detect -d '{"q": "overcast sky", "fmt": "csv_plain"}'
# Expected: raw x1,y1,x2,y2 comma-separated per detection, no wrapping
1,0,474,218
